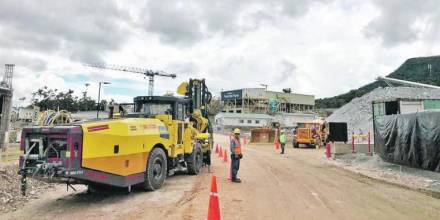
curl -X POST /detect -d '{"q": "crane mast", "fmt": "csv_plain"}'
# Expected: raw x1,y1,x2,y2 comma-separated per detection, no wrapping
84,63,177,96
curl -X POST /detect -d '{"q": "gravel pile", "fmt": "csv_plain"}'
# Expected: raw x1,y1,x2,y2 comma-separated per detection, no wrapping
0,165,54,213
327,153,440,192
326,87,440,142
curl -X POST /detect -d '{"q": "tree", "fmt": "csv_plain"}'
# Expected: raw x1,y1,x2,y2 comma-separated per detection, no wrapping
208,97,221,116
31,87,104,112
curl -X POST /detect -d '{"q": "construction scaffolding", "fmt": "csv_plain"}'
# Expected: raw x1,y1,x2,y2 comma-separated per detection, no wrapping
221,88,315,114
0,64,14,151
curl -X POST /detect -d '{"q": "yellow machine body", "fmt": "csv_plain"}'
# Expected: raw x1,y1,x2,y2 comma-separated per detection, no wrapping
294,122,326,147
80,115,211,177
81,118,169,176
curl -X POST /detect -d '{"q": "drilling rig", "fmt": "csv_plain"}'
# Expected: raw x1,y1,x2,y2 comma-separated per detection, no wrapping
18,77,213,194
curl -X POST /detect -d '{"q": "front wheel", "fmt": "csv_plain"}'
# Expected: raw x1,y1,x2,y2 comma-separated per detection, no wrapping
142,148,167,191
187,143,203,175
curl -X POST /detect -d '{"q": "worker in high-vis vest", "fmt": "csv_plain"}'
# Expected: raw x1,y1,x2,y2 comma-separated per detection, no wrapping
280,129,286,154
230,128,243,183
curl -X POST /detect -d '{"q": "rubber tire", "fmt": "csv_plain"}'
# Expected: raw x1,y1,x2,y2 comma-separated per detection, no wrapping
142,148,167,191
294,142,299,148
187,143,203,175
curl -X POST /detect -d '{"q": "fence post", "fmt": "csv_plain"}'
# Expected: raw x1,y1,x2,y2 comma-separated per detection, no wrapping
325,143,331,158
368,132,371,156
352,132,355,153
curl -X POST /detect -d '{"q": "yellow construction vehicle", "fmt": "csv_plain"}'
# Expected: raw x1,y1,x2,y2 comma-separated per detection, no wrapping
293,119,326,148
18,79,213,194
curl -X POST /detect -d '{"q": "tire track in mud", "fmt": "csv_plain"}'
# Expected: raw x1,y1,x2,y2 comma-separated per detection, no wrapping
168,171,207,219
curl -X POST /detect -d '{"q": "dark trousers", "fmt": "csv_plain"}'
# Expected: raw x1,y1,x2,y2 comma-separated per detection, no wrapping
281,143,285,154
231,155,240,180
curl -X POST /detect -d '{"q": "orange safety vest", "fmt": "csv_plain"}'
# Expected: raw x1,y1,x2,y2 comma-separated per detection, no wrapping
233,138,242,155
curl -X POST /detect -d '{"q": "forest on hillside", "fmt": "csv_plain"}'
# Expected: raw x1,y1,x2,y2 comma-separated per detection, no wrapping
315,56,440,109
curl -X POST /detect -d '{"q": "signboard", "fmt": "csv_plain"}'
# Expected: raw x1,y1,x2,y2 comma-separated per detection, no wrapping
221,89,242,100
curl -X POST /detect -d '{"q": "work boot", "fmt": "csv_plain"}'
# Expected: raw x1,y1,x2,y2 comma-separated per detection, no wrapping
232,178,242,183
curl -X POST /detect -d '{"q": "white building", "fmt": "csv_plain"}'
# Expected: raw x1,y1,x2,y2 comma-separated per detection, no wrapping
215,113,272,129
215,88,317,131
214,112,316,131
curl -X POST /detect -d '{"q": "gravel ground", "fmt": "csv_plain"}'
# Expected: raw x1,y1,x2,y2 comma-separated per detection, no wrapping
326,153,440,195
0,165,54,213
3,135,440,219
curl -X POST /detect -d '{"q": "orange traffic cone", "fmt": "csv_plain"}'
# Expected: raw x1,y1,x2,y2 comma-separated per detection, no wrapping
219,147,223,158
215,144,219,154
207,176,221,220
223,149,228,163
275,141,280,150
243,137,247,145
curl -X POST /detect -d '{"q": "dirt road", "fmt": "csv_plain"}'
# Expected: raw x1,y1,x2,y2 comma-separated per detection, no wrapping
3,134,440,219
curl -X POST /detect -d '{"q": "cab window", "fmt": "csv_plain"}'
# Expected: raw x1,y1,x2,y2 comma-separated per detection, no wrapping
141,103,172,116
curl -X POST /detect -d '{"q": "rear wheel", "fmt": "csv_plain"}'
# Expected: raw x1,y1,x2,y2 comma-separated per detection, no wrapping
142,148,167,191
294,142,299,148
187,143,203,175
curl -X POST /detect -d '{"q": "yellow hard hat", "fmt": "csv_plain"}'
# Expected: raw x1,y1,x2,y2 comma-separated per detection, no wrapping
233,128,241,134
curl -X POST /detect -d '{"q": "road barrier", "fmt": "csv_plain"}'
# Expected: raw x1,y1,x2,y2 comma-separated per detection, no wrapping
325,143,331,158
223,149,228,163
207,176,221,220
351,132,372,155
274,141,280,150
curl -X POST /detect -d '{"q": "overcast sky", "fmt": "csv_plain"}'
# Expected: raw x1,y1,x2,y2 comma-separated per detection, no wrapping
0,0,439,106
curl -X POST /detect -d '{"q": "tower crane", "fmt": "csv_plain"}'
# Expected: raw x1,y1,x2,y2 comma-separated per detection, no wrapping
84,63,177,96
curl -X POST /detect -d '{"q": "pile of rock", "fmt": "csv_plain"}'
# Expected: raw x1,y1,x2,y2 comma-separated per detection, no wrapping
326,87,440,142
0,165,53,213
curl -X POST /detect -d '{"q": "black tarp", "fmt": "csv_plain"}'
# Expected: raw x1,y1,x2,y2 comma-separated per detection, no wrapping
328,122,348,142
374,111,440,171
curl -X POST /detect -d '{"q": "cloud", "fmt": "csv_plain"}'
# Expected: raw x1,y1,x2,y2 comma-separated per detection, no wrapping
0,51,47,72
277,60,297,83
364,0,440,46
0,0,131,64
140,0,326,46
3,0,440,109
142,0,203,46
277,0,330,18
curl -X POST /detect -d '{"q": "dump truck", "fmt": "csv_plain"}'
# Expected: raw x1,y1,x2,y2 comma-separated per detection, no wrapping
18,79,213,194
293,120,326,148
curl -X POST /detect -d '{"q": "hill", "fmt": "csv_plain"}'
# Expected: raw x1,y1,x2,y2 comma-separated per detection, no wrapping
316,55,440,109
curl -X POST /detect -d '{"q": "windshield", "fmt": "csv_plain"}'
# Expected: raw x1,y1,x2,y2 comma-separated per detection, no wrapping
141,103,172,115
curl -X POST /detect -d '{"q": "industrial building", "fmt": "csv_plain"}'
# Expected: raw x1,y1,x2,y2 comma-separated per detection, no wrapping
221,88,315,114
215,88,316,130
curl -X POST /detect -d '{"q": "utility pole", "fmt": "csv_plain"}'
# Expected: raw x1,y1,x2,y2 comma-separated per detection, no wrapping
96,82,111,118
83,83,90,111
